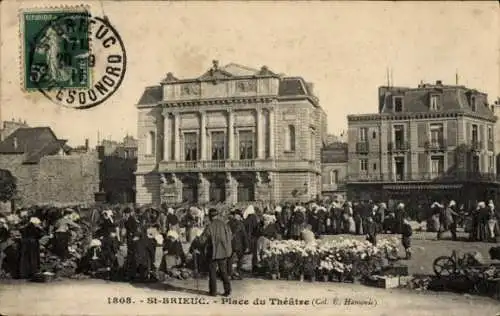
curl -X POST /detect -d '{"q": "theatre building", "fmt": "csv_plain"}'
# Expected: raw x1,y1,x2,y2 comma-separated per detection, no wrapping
346,81,499,208
135,61,326,205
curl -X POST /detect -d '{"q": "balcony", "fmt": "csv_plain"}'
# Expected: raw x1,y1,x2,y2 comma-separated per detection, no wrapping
487,141,494,152
424,139,447,152
471,140,483,152
388,141,409,152
159,159,321,173
355,142,369,154
346,172,500,183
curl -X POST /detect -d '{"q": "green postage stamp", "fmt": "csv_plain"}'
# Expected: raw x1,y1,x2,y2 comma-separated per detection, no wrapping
21,7,91,90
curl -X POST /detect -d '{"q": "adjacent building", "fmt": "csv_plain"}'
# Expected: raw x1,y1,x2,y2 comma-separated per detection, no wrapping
321,141,348,200
96,136,138,204
347,81,498,207
0,127,99,207
0,119,29,141
135,61,326,205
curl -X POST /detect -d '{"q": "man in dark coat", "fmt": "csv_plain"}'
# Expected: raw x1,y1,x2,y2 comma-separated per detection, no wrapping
200,208,232,297
227,209,249,280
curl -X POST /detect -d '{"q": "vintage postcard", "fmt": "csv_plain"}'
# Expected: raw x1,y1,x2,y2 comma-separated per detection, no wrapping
0,1,499,315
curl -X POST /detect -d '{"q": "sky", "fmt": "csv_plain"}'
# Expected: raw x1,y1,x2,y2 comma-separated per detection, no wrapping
1,1,499,147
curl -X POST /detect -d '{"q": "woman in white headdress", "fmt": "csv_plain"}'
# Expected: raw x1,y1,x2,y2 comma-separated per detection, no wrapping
160,230,186,273
18,217,44,279
487,201,499,241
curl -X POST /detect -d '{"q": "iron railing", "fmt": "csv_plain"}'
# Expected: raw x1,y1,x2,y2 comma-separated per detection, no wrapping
355,142,369,154
388,141,410,152
346,171,500,183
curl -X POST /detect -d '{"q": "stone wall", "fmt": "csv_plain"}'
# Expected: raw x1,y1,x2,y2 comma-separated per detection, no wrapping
0,152,99,207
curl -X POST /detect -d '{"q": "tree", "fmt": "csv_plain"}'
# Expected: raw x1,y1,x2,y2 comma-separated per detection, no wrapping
0,169,17,202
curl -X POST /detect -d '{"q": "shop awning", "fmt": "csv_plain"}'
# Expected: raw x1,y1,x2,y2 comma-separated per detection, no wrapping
383,184,463,190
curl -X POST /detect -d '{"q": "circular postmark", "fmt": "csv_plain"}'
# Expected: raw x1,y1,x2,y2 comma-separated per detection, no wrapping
27,11,126,109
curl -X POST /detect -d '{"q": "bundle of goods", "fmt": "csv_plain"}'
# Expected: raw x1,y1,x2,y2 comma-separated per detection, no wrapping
261,237,399,282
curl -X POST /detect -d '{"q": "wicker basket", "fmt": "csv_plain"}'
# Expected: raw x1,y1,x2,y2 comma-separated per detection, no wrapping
32,272,56,283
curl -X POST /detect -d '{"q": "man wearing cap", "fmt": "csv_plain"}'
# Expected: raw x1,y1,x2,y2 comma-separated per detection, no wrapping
199,208,232,296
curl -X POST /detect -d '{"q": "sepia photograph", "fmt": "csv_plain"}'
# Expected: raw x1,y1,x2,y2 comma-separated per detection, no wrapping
0,1,499,315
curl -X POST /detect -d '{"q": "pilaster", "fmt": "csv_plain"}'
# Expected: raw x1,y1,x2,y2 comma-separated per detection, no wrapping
268,107,275,158
256,108,265,159
200,111,207,160
174,114,180,161
227,109,235,160
162,110,170,161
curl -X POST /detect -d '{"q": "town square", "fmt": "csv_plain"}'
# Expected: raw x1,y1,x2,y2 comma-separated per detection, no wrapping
0,1,499,315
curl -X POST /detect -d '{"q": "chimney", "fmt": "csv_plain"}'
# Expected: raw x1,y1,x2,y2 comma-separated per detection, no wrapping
13,137,17,150
85,139,89,151
436,80,442,85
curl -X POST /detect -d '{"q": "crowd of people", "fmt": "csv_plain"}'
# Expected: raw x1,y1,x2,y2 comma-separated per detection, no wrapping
0,198,498,295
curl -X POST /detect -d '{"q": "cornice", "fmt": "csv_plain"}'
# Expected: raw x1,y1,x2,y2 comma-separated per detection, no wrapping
347,111,497,123
160,74,280,85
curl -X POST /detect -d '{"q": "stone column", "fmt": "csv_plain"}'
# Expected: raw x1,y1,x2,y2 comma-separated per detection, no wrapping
225,172,235,204
268,107,275,158
200,111,207,160
162,111,170,161
174,114,180,161
198,173,210,203
228,109,235,160
257,108,264,159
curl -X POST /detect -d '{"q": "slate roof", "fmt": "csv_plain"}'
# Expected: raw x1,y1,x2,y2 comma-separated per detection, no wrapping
137,86,162,106
378,83,494,118
137,63,316,106
321,142,348,163
0,127,68,164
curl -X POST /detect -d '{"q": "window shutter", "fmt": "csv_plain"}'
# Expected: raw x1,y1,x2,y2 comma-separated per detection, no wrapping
387,125,392,147
417,123,427,147
447,151,455,173
418,152,428,174
466,123,471,143
447,120,457,147
480,125,485,149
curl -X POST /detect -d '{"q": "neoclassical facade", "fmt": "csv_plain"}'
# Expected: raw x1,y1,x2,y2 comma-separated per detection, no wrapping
135,61,326,205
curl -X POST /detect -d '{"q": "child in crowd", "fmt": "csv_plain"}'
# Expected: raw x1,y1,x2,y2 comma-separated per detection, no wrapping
401,218,413,260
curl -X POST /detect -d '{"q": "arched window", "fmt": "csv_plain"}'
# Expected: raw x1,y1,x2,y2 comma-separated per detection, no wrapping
147,131,156,155
285,125,296,152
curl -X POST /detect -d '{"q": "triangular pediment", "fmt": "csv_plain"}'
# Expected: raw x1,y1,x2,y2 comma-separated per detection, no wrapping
198,68,234,80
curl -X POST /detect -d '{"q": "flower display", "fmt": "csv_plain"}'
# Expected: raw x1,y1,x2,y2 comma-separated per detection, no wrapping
261,237,399,281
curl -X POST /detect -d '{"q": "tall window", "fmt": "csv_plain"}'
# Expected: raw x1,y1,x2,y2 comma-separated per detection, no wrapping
393,125,405,144
472,124,478,143
360,159,368,172
430,124,444,146
239,131,254,159
488,126,493,150
285,125,296,151
147,131,156,155
472,154,480,172
430,95,440,111
430,156,444,178
184,132,198,161
359,127,368,142
471,95,477,112
330,170,338,185
393,96,403,112
211,131,226,160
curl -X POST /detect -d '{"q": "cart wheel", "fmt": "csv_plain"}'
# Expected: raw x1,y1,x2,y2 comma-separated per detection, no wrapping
433,256,455,277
